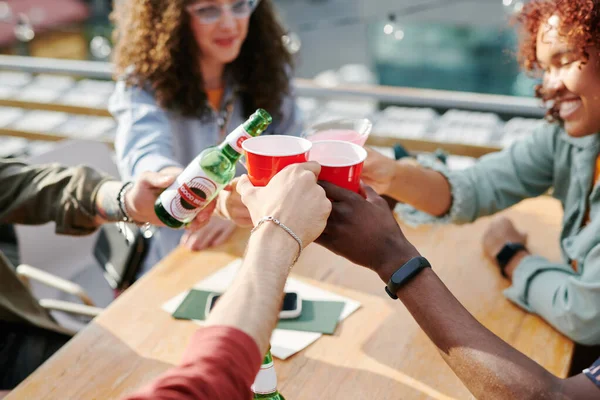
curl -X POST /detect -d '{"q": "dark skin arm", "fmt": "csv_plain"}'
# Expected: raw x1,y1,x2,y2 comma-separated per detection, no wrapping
316,182,599,400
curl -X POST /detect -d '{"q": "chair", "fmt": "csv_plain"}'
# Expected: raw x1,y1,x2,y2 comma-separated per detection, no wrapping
13,140,118,332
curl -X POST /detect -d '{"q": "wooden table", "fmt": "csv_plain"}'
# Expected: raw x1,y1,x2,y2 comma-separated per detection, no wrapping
9,197,574,400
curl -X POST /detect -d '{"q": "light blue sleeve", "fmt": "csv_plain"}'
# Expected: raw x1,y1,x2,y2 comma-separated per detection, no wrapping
505,245,600,345
109,81,183,180
397,123,558,225
269,80,304,137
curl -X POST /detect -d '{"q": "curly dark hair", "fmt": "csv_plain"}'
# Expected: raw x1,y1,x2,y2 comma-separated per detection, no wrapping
111,0,292,119
514,0,600,121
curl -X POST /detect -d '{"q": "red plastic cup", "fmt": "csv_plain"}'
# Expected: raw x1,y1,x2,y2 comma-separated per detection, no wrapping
302,118,372,147
309,140,367,192
242,135,313,186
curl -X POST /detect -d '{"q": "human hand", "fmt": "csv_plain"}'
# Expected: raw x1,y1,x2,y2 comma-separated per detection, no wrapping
482,216,528,279
237,162,331,246
216,178,253,227
316,182,420,282
361,147,399,195
180,216,237,251
125,170,179,226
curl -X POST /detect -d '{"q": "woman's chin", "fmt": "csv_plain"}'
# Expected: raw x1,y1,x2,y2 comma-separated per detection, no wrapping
564,120,600,137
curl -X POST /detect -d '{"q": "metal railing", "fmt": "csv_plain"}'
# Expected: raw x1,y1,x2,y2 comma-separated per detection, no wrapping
0,55,545,118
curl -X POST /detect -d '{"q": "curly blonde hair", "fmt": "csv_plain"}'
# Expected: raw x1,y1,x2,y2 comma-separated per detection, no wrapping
112,0,293,118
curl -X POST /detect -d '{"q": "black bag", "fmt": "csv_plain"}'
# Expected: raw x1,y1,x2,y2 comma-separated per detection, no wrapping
93,222,151,290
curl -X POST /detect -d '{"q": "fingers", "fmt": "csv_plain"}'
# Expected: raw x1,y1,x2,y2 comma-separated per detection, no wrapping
236,175,255,198
298,161,321,180
185,229,214,251
141,171,176,189
223,177,240,192
363,184,388,208
318,181,362,202
188,201,216,230
209,223,236,247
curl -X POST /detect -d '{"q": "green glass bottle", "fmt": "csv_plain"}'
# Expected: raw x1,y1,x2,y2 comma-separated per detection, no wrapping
154,109,272,228
252,349,285,399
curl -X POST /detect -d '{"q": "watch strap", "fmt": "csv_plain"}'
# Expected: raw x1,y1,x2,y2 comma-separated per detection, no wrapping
385,256,431,300
495,242,527,277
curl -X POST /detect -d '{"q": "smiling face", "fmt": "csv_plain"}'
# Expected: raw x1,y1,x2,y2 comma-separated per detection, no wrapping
536,16,600,137
188,0,251,65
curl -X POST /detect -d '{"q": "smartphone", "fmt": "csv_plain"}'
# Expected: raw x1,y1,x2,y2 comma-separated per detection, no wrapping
205,292,302,319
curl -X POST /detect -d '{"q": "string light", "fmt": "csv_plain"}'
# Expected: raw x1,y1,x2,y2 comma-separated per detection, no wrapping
282,31,302,54
0,3,36,43
383,14,405,41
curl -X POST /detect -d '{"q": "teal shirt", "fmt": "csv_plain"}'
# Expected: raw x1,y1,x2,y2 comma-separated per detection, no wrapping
401,123,600,345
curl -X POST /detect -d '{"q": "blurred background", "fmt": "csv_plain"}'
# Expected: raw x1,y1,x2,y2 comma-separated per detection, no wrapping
0,0,546,331
0,0,544,164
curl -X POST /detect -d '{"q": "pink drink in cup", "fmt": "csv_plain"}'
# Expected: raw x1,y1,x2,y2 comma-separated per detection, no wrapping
242,135,312,187
309,140,367,193
303,118,372,147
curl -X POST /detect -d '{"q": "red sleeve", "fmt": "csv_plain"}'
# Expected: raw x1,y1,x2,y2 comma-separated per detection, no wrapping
121,326,262,400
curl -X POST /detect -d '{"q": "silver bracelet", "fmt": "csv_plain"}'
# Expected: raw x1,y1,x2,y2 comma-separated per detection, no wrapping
251,216,303,264
117,182,142,225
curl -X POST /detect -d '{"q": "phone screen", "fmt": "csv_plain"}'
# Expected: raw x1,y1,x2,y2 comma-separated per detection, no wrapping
209,292,298,312
282,292,298,310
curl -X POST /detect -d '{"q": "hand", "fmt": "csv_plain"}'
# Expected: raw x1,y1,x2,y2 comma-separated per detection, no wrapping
216,178,253,227
237,162,332,246
316,182,420,283
125,170,180,226
180,216,237,251
361,147,399,195
482,216,529,279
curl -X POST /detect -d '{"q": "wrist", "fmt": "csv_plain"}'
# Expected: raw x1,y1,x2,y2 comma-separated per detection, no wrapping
121,182,145,224
249,221,299,266
395,266,437,299
94,181,126,224
374,236,421,283
503,250,529,280
386,162,406,200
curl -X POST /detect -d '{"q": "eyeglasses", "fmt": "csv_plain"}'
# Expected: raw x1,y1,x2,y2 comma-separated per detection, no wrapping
186,0,261,25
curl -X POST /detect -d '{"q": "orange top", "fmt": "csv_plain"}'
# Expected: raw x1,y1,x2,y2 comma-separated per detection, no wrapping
206,87,224,111
583,155,600,225
572,154,600,271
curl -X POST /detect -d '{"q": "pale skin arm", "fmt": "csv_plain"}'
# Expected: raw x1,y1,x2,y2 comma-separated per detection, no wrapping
206,162,331,355
204,224,297,354
361,148,452,217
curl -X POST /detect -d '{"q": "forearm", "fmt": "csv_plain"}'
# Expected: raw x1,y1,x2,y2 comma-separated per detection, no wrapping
93,181,127,225
396,268,562,399
386,160,452,217
507,256,600,345
205,223,297,355
0,161,111,234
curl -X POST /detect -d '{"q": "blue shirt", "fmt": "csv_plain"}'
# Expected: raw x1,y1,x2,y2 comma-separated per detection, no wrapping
109,79,303,271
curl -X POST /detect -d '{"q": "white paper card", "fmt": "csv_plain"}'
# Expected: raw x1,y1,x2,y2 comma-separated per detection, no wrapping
162,259,361,359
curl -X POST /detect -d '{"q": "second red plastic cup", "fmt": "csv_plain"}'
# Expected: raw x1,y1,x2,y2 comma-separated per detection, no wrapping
309,140,367,193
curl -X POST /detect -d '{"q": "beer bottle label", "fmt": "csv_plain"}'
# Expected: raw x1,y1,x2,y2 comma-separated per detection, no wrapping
225,125,251,154
159,164,219,222
251,360,278,395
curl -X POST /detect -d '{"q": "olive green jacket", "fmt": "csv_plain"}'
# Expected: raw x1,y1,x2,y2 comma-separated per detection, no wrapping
0,159,111,334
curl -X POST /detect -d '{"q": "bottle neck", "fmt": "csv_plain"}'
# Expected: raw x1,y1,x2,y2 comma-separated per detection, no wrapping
219,142,242,164
252,350,278,396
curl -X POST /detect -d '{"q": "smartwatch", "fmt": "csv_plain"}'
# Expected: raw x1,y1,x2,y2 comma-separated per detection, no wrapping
385,256,431,300
495,242,527,278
